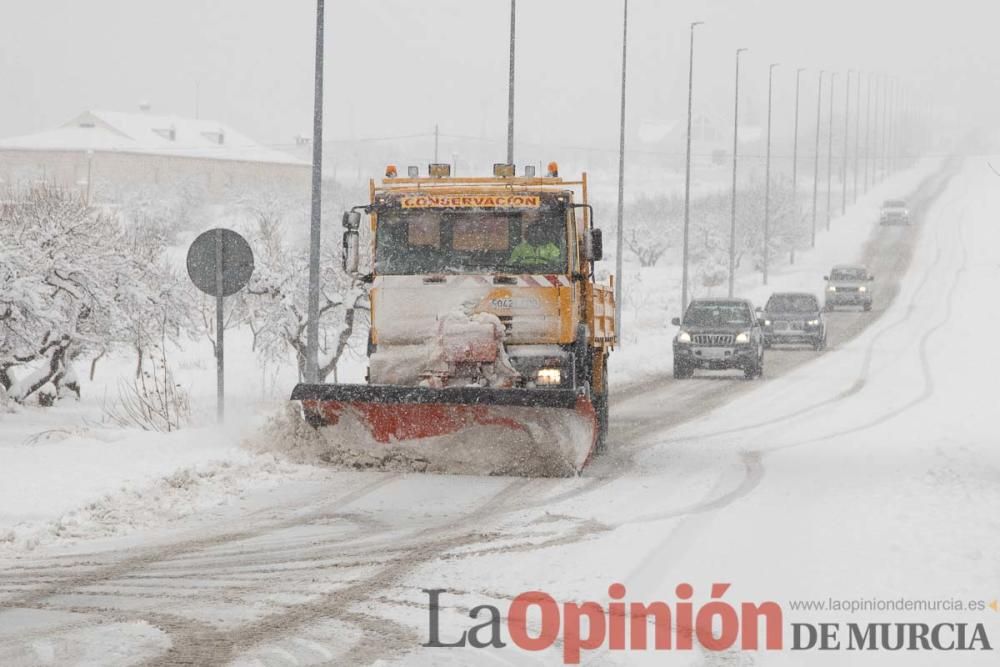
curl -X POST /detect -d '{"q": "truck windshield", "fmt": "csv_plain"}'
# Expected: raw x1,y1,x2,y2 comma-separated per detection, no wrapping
830,268,867,281
766,294,818,312
684,302,753,327
375,207,567,275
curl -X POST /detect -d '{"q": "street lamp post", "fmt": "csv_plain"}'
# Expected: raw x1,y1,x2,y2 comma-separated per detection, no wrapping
680,20,703,312
613,0,628,334
506,0,516,164
879,74,888,182
811,70,824,247
728,47,747,298
825,72,836,230
85,149,94,206
305,0,325,383
886,79,899,174
864,73,873,192
853,71,861,203
841,70,852,215
790,67,804,264
763,63,778,286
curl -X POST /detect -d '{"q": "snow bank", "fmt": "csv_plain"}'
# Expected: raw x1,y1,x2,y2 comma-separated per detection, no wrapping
0,417,318,552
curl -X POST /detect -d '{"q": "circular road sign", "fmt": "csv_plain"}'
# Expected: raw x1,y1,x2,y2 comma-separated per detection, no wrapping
186,228,255,297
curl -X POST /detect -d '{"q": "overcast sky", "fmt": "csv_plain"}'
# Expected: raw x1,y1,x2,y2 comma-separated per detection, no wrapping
0,1,994,154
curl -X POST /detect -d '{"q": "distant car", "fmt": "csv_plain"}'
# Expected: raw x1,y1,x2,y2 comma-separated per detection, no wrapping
672,298,764,380
824,265,874,311
880,199,910,225
760,292,827,350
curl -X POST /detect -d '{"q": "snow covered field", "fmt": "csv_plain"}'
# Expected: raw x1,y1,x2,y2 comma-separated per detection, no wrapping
1,152,997,664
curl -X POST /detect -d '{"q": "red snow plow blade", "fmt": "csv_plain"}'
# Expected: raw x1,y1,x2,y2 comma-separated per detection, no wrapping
290,384,598,476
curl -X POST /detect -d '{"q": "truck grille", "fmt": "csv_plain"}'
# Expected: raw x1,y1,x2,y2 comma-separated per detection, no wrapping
693,333,735,346
837,286,860,292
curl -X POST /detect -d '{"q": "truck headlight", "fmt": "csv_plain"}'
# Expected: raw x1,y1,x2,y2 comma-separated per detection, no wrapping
735,332,750,344
536,368,562,385
858,285,867,292
676,331,691,344
827,285,836,292
763,319,771,326
807,319,820,326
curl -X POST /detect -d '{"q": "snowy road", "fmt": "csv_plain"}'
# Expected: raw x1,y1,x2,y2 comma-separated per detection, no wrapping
2,156,999,665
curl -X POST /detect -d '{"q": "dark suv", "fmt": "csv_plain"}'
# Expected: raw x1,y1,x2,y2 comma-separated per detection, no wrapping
672,298,764,379
760,292,826,350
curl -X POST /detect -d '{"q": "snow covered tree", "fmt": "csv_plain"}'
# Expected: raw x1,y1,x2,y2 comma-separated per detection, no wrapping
621,195,684,267
0,185,193,405
241,200,369,383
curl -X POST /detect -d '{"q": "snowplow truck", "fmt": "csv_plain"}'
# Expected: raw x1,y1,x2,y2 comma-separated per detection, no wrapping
291,162,615,476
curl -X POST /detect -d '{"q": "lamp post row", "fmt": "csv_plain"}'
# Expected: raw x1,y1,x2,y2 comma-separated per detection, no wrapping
677,36,907,308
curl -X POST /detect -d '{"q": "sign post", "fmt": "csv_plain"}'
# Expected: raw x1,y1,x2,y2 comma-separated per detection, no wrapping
186,228,254,422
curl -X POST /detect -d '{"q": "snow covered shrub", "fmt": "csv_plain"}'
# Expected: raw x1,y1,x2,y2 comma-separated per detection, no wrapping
240,192,370,383
103,346,190,432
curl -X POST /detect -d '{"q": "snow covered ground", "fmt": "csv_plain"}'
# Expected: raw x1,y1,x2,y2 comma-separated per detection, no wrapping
2,153,997,664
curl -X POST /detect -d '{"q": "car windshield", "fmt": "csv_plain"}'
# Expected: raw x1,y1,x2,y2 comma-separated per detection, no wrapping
375,206,567,275
684,302,753,327
883,200,906,208
830,268,868,281
766,294,818,312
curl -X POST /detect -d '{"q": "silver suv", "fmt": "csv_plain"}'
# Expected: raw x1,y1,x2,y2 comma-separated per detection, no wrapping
824,265,874,311
880,199,910,225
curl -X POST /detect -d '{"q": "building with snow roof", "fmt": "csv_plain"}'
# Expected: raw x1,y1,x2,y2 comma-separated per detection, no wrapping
0,109,309,200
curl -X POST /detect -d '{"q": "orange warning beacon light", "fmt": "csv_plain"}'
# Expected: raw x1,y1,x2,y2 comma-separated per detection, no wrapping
385,164,398,178
547,161,559,177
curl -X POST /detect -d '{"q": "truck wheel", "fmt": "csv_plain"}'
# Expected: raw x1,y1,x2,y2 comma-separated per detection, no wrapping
745,349,763,379
673,359,693,379
863,302,873,312
593,358,609,455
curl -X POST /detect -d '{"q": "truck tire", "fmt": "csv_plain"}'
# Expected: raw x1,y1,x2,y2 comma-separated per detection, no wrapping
673,359,693,379
593,357,609,455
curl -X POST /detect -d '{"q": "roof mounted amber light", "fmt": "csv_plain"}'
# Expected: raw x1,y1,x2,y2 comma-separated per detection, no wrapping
493,163,516,178
547,161,559,177
385,164,398,178
428,163,452,177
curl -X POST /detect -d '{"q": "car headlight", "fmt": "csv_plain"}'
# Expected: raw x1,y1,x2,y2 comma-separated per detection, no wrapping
858,285,867,292
807,319,820,326
676,331,691,344
763,319,771,326
827,285,836,292
735,332,750,344
536,368,562,385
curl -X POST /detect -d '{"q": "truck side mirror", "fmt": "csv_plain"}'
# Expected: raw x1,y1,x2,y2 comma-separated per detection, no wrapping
587,228,604,262
823,275,829,281
342,210,362,275
671,317,681,326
